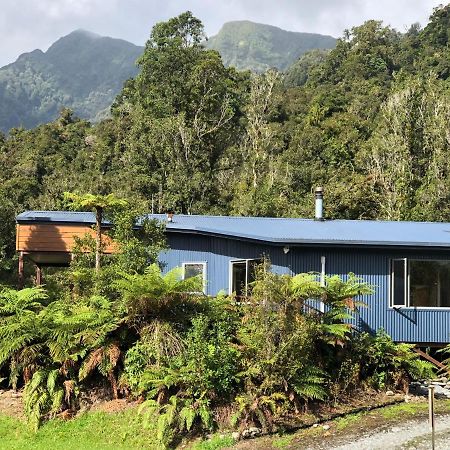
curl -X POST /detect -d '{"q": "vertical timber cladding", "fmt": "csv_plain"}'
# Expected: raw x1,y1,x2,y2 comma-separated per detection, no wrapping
162,233,450,344
16,223,115,253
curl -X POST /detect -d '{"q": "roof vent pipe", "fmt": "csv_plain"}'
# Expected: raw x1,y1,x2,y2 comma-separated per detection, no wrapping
315,187,324,221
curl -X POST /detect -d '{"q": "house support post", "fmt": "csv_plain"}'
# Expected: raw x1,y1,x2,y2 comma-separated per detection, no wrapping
35,265,42,286
18,251,24,289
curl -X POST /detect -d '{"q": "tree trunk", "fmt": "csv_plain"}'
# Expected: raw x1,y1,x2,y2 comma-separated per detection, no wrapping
95,207,103,272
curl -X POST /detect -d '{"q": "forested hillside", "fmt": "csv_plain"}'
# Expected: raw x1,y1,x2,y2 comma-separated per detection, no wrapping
205,20,336,72
0,21,335,132
0,30,143,132
1,6,450,281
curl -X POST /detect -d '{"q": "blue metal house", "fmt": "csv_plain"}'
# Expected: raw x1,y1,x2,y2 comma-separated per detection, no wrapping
16,207,450,345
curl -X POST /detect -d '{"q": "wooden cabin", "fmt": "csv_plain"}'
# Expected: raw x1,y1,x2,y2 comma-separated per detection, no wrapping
16,211,114,284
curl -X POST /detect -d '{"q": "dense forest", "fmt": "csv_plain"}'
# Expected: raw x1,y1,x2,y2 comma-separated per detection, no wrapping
1,5,450,279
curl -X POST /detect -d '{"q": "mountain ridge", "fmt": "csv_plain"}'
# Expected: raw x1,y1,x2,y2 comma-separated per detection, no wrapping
205,20,336,72
0,30,143,132
0,21,336,132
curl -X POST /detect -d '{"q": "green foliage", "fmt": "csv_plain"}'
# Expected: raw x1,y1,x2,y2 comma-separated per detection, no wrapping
284,49,330,87
2,7,450,240
350,330,435,390
24,368,68,431
0,408,159,449
191,434,235,450
112,11,249,214
0,286,49,388
140,395,212,448
114,264,203,326
63,192,128,212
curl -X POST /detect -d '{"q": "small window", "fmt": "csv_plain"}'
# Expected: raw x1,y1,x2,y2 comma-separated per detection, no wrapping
182,262,206,294
391,259,407,307
230,259,260,297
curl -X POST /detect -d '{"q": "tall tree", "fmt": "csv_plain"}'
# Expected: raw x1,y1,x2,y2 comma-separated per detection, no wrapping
113,11,248,213
64,193,127,271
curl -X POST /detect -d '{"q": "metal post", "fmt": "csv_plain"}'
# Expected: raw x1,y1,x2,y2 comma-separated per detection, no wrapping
429,385,435,450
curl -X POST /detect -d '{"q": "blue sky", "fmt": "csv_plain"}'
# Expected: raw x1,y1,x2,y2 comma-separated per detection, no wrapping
0,0,444,67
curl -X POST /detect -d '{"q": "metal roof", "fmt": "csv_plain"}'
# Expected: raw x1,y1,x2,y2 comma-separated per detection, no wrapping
17,210,102,224
16,211,450,248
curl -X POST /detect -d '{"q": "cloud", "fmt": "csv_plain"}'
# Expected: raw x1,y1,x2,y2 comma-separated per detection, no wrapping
0,0,444,67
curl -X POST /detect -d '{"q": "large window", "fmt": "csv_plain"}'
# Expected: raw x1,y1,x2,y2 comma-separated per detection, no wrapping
182,262,206,294
391,259,450,308
230,259,260,297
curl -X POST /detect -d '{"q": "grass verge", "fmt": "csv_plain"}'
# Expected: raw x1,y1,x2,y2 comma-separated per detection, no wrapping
0,408,158,450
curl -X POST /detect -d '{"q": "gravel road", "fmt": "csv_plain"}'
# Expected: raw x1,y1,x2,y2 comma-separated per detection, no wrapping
323,414,450,450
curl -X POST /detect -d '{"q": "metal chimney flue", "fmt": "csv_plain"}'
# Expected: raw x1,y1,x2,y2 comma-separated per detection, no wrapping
315,187,324,221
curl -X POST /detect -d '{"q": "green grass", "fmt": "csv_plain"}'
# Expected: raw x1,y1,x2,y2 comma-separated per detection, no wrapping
272,433,296,448
1,401,448,450
380,402,429,419
189,434,235,450
334,412,363,430
0,409,158,450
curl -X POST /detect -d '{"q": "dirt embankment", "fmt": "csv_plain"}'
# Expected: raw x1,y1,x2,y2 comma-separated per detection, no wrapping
0,388,138,420
0,390,24,419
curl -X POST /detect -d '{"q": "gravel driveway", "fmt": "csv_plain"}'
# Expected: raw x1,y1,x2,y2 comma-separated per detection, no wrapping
324,414,450,450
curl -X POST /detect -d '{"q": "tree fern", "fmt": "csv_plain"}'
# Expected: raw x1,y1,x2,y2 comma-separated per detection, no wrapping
24,369,65,430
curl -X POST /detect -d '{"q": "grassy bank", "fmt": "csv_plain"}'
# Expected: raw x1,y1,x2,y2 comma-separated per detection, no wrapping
2,400,449,450
0,408,157,450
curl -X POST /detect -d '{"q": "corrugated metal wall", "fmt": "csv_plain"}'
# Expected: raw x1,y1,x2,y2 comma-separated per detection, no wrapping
161,234,450,344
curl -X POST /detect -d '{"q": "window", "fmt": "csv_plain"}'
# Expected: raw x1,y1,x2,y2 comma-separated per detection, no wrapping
410,260,450,307
390,259,450,308
182,262,206,294
391,259,407,307
230,259,260,297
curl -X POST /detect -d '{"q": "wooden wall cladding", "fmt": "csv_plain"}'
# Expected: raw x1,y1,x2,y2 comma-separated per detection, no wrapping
16,224,115,253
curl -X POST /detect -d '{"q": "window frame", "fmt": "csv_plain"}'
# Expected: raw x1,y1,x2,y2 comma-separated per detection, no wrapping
390,258,408,308
389,258,450,310
182,261,207,294
229,258,260,297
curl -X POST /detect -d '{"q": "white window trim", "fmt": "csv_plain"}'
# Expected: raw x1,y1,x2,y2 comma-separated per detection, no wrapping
389,258,450,310
182,261,207,294
390,258,407,308
229,259,258,296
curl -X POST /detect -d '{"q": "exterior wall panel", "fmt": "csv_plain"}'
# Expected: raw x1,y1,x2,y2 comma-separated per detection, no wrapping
16,223,115,253
162,233,450,344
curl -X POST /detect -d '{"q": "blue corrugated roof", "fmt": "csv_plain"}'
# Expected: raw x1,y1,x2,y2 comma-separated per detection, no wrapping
16,211,450,248
17,211,101,224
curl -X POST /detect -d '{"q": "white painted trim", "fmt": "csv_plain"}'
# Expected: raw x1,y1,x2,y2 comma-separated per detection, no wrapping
389,306,450,311
389,258,450,309
229,258,257,296
182,261,207,294
390,258,407,308
319,256,326,313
